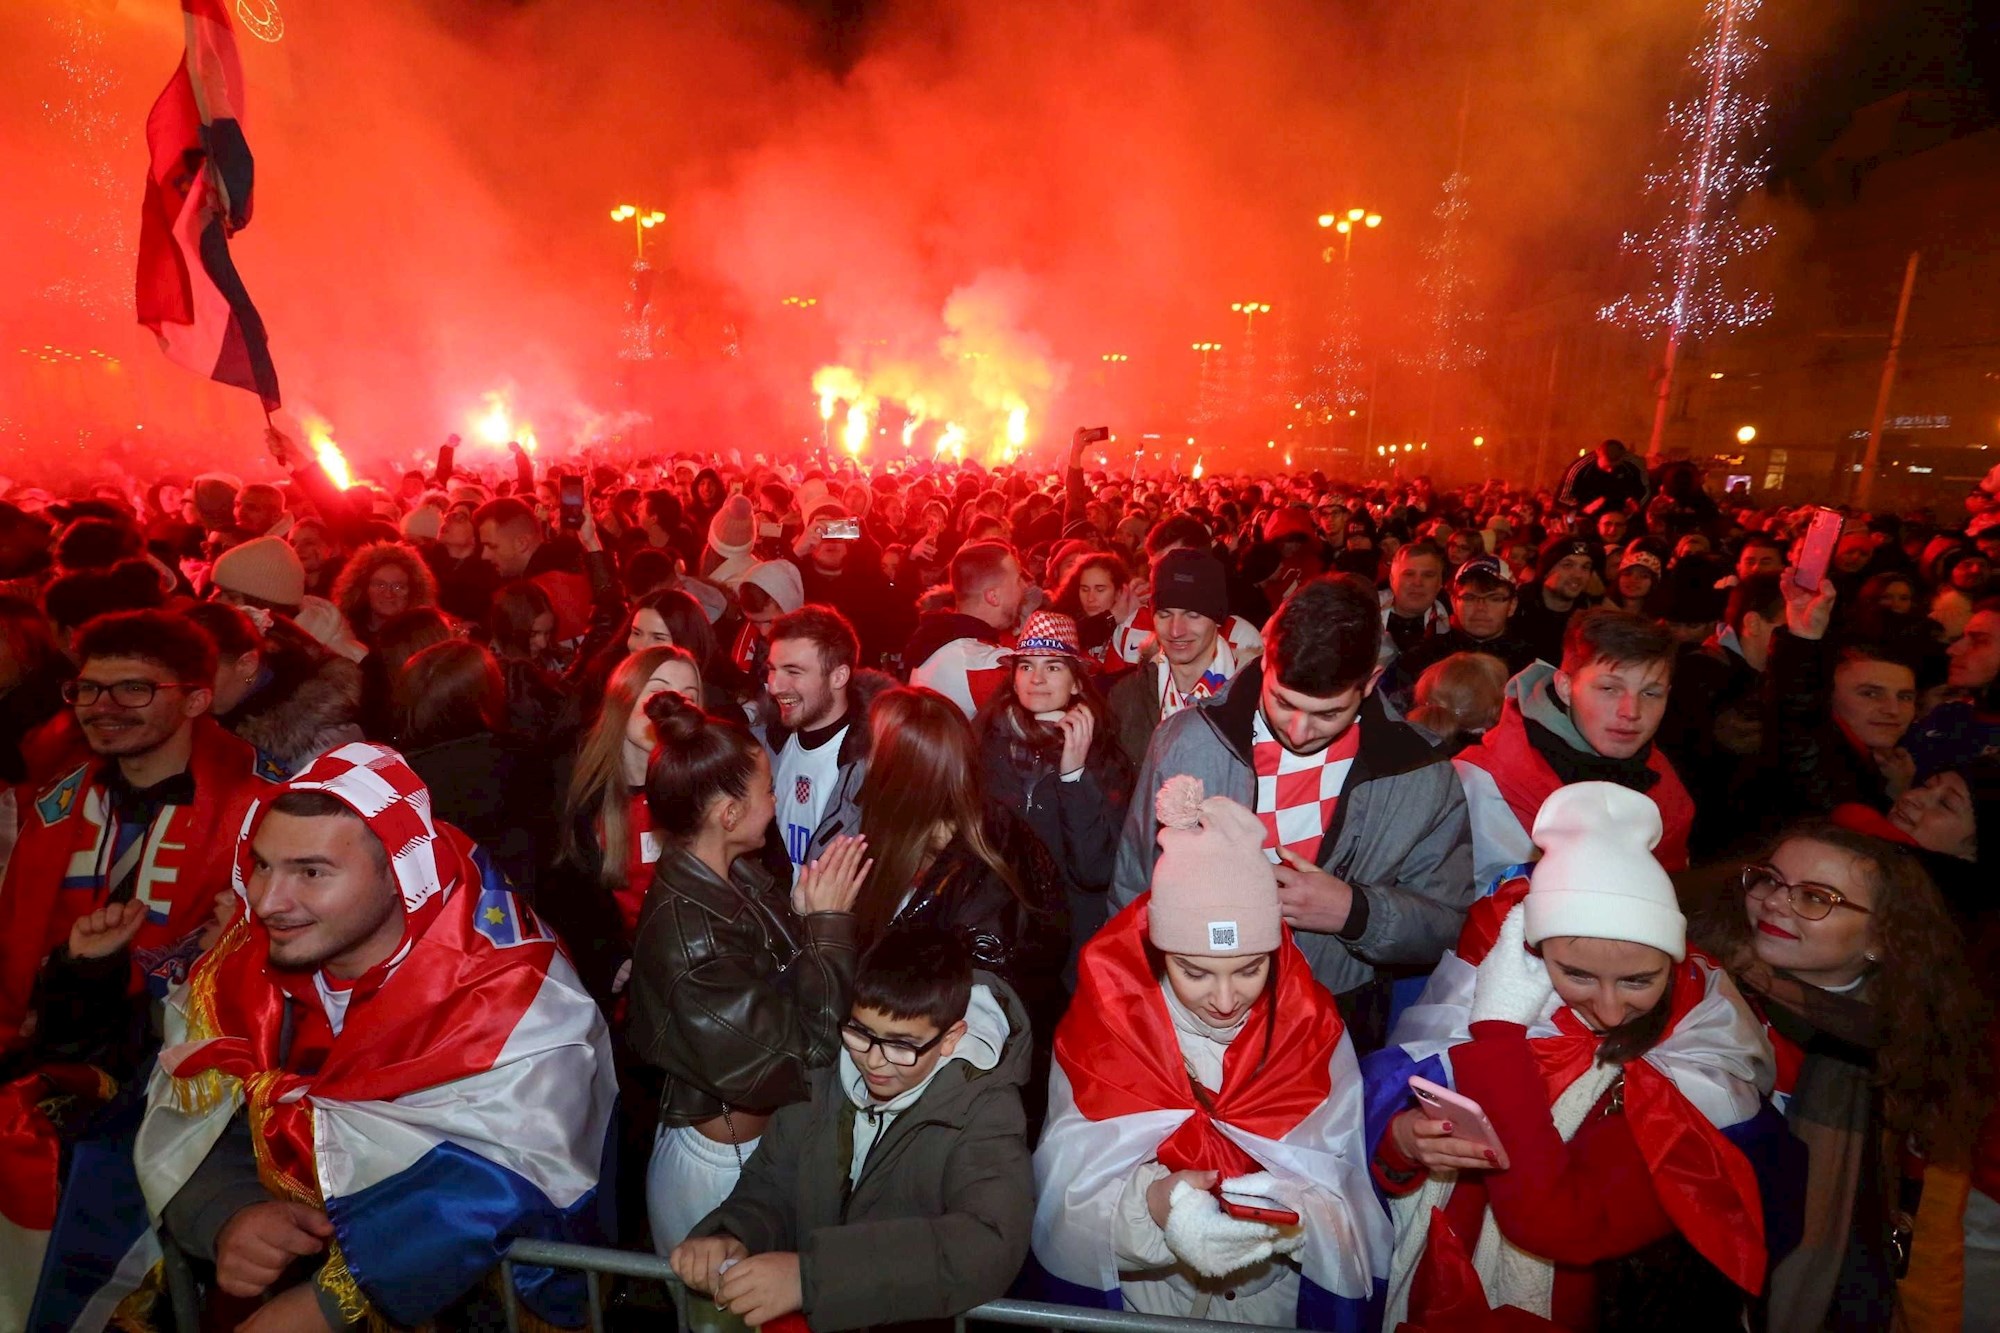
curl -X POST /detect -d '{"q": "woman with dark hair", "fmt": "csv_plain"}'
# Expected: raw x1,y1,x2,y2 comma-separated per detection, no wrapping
1051,552,1138,666
573,587,730,719
812,685,1068,1079
974,612,1132,959
330,540,440,649
1693,819,1989,1331
487,579,572,744
183,600,364,775
357,606,453,739
1369,784,1780,1331
391,638,548,893
628,691,867,1256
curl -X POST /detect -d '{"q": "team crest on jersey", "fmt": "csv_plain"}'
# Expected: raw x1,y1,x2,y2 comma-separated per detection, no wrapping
795,776,813,806
254,749,292,783
36,764,89,827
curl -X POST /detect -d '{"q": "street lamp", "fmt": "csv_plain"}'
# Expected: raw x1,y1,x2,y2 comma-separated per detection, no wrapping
1190,341,1223,367
1736,425,1758,445
1101,353,1129,362
610,204,666,259
1317,207,1383,263
1230,301,1271,332
781,295,818,308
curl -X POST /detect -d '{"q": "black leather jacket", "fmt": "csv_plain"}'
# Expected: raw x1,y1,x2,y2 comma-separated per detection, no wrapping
627,845,856,1127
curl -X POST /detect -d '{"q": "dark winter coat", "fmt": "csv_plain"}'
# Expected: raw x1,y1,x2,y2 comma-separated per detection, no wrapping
975,705,1131,896
691,976,1035,1333
402,731,551,895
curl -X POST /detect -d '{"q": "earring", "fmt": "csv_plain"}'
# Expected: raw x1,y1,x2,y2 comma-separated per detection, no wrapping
1863,951,1879,964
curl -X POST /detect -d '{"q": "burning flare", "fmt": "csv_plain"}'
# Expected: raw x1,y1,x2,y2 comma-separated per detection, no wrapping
843,403,870,456
303,417,352,490
472,390,538,454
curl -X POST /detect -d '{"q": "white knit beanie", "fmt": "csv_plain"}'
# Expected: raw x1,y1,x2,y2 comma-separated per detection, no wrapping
1523,782,1686,962
1147,776,1281,957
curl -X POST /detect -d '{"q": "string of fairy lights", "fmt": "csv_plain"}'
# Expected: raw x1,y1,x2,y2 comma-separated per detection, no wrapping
1599,0,1774,339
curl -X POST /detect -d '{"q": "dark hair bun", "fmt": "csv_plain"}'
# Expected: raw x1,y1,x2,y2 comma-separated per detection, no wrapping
642,687,704,740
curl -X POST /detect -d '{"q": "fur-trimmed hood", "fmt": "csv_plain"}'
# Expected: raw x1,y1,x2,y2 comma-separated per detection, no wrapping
223,648,365,773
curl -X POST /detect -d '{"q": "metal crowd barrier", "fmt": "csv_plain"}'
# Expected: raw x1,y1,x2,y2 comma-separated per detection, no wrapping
501,1238,1259,1333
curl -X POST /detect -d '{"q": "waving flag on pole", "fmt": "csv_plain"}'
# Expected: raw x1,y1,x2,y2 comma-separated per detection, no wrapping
136,0,281,410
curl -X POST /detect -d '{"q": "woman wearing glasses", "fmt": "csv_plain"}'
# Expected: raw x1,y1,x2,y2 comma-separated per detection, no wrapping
625,691,870,1258
330,541,440,651
1694,819,1987,1331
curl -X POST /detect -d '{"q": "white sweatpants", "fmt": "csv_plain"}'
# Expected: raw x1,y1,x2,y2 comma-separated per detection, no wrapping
646,1123,762,1255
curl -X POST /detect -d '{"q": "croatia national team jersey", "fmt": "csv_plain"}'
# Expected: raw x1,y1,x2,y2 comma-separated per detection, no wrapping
774,725,848,870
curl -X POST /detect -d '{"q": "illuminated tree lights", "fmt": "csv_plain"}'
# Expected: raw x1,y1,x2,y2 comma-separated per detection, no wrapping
1600,0,1774,340
1415,170,1485,373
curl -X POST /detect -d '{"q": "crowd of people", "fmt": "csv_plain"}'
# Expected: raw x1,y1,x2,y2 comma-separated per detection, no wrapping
1,425,1999,1331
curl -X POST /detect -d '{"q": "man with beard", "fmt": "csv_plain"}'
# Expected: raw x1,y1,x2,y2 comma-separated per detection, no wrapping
768,607,866,874
1109,576,1472,1051
1512,537,1597,667
141,745,614,1332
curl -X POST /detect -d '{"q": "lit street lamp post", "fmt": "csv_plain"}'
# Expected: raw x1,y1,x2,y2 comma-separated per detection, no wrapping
609,204,667,260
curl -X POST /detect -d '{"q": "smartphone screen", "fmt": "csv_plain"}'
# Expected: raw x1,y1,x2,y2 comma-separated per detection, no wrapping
559,477,585,530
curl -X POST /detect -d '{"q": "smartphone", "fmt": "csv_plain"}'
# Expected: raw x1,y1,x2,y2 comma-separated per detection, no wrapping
757,521,783,539
1793,506,1844,592
434,442,456,483
1216,1190,1301,1226
559,476,585,531
1408,1075,1509,1170
821,517,862,540
1081,425,1111,444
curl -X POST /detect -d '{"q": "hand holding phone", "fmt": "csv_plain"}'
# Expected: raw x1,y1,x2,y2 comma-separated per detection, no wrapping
1405,1076,1509,1171
1792,507,1844,593
559,476,585,531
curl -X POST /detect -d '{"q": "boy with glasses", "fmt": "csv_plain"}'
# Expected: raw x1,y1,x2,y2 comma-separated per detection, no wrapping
672,923,1033,1330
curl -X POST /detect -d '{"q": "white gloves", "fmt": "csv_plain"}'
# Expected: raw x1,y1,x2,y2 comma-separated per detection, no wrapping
1163,1179,1282,1278
1469,903,1554,1026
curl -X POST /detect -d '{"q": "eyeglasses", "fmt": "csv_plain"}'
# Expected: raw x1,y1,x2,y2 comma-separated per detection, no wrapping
62,679,195,708
1741,865,1874,921
840,1019,946,1068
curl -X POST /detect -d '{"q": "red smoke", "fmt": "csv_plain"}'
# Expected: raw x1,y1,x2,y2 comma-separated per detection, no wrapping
1,0,1756,488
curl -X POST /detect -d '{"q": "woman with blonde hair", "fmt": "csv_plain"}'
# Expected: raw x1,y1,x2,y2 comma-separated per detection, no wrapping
546,645,704,1008
331,540,440,649
1409,651,1508,756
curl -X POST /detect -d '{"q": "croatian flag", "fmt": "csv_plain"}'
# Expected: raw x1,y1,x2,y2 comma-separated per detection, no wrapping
1029,898,1388,1330
134,746,616,1328
136,0,281,409
1360,883,1796,1327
